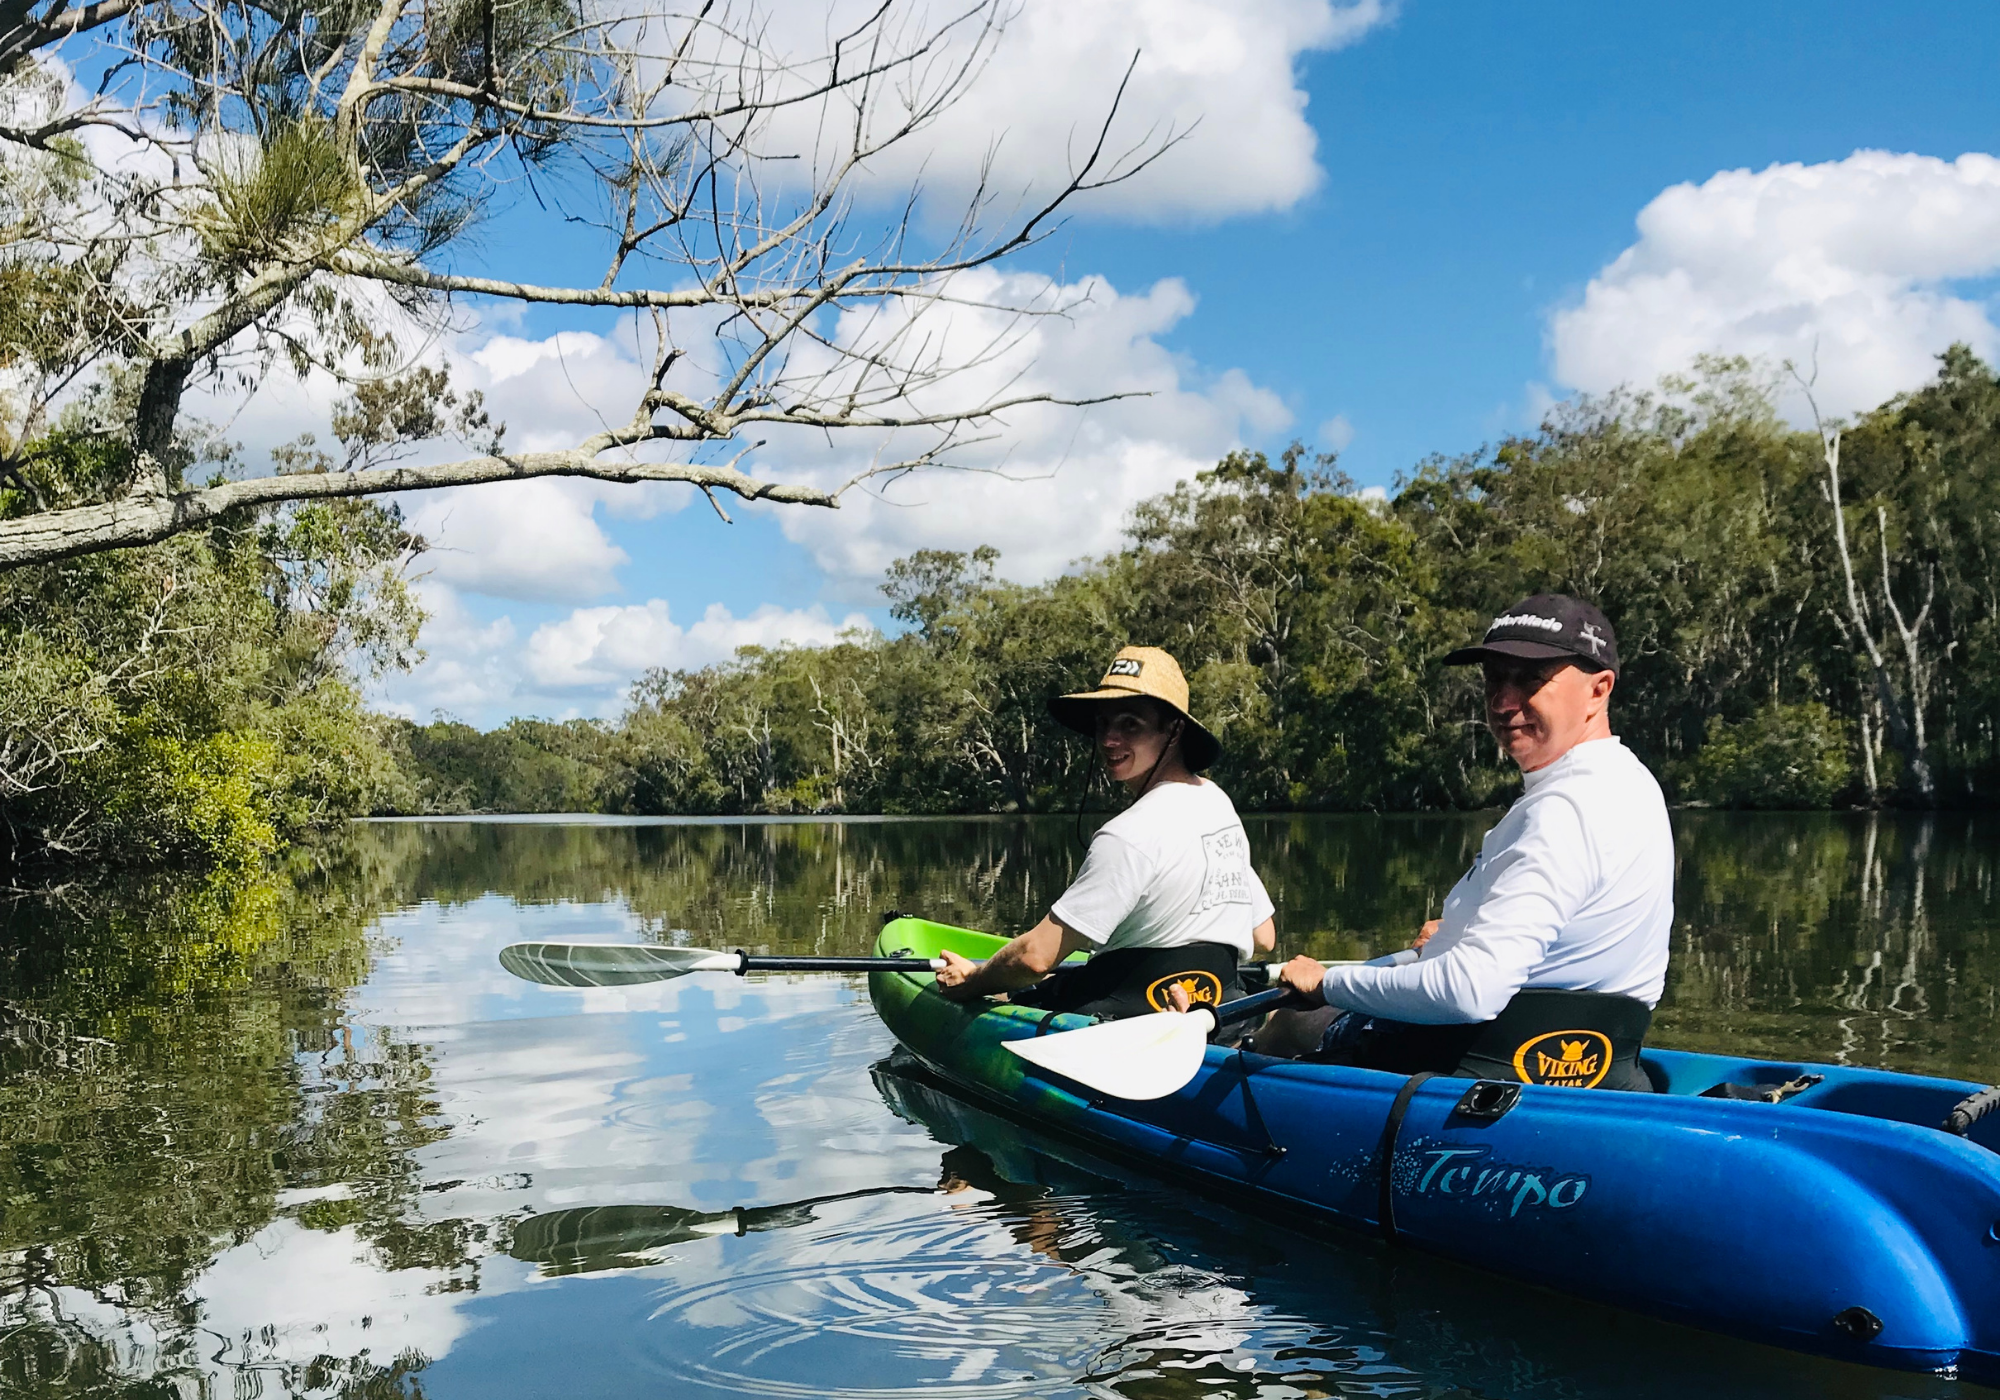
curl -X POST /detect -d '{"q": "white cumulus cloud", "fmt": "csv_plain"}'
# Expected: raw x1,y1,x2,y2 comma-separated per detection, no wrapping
760,269,1291,586
801,0,1395,221
406,479,631,602
372,587,873,721
526,600,872,691
210,323,682,606
372,582,519,721
1551,150,2000,419
370,268,1291,605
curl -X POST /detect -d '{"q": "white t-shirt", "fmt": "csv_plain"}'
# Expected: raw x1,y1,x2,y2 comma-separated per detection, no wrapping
1317,736,1674,1024
1050,779,1276,960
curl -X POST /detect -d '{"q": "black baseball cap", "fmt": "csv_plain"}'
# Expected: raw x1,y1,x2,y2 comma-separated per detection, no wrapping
1443,594,1620,674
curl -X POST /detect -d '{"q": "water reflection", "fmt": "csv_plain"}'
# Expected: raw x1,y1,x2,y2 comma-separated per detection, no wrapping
0,852,459,1397
873,1056,1965,1400
0,813,1994,1398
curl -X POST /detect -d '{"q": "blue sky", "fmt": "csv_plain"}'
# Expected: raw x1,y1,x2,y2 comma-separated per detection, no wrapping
316,1,2000,725
1036,0,2000,487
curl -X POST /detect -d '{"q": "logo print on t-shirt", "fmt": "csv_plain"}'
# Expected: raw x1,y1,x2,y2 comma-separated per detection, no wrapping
1194,826,1254,912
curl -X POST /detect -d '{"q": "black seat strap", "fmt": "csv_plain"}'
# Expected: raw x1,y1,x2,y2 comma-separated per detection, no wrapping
1377,1070,1438,1243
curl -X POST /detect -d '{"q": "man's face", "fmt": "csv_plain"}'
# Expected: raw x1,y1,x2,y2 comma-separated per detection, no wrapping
1482,657,1615,772
1094,700,1177,784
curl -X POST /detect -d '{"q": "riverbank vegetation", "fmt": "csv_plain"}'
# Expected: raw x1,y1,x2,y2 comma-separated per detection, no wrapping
0,387,425,870
9,350,2000,873
390,352,2000,821
0,0,1158,875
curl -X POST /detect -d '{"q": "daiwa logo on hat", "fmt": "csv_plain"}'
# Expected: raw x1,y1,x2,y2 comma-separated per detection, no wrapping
1107,657,1143,677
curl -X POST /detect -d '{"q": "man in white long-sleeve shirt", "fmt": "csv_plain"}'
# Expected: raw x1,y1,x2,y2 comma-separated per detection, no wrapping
1265,594,1673,1089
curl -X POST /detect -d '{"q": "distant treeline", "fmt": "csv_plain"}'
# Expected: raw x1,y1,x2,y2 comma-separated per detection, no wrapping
382,350,2000,818
11,352,1997,873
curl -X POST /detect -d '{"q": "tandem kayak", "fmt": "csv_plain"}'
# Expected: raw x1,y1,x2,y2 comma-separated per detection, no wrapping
869,915,2000,1382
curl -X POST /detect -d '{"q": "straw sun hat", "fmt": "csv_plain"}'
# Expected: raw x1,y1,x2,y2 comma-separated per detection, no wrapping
1046,646,1221,772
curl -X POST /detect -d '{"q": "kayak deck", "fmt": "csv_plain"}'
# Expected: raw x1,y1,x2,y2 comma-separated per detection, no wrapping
873,914,2000,1138
869,915,2000,1381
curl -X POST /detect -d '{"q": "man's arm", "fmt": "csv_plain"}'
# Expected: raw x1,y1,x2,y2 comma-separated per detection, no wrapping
1295,800,1590,1024
934,916,1094,1002
1252,916,1275,954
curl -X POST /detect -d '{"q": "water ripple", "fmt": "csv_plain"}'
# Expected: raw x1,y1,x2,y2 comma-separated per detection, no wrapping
624,1191,1425,1400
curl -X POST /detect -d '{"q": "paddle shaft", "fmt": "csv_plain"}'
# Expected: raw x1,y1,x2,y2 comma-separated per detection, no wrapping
733,953,946,974
1208,985,1308,1028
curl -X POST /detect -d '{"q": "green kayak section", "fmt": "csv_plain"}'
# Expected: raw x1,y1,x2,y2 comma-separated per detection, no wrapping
874,917,1012,964
869,916,1094,1103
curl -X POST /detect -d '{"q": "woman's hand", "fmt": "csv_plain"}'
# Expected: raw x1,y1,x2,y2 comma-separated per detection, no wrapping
934,950,982,1001
1276,954,1328,1004
1412,919,1441,951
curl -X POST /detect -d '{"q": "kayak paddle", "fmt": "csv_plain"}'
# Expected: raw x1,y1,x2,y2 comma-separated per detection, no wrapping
1003,948,1421,1101
1003,985,1304,1101
498,941,952,988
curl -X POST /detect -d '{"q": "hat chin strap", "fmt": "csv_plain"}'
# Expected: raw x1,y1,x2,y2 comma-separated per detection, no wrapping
1135,718,1184,798
1078,718,1185,848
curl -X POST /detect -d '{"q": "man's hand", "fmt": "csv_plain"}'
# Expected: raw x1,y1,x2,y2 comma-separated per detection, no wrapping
1276,954,1328,1004
935,950,982,1001
1413,919,1441,951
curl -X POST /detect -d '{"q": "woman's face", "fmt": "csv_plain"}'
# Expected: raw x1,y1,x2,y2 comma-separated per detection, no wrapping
1094,700,1179,786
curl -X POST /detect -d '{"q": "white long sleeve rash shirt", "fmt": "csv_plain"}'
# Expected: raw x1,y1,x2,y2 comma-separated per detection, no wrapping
1318,736,1674,1024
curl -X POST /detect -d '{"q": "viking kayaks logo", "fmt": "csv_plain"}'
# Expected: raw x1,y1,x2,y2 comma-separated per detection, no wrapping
1145,970,1222,1012
1512,1029,1614,1088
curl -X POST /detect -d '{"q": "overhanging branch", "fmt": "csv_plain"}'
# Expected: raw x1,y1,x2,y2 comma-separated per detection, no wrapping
0,447,841,568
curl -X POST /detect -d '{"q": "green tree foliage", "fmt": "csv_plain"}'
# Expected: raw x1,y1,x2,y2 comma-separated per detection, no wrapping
0,392,425,869
1682,703,1853,810
380,716,620,814
390,350,2000,815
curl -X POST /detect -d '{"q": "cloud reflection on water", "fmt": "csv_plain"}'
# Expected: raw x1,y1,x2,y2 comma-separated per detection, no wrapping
6,816,1991,1399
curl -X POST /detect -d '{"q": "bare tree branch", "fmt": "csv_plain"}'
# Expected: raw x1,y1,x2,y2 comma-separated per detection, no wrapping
0,448,837,568
0,0,1179,571
0,0,137,75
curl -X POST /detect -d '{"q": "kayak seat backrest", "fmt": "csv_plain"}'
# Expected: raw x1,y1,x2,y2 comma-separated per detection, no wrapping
1455,989,1655,1093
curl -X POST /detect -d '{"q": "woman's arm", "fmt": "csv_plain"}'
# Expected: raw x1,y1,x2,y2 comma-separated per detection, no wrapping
935,915,1093,1001
1251,916,1275,954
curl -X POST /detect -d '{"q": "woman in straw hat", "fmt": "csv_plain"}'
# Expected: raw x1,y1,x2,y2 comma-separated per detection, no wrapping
935,646,1277,1020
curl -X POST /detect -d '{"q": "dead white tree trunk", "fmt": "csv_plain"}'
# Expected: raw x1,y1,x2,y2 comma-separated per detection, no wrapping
1806,398,1937,802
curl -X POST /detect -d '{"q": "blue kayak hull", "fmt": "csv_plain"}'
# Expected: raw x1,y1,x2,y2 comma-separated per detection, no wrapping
871,918,2000,1382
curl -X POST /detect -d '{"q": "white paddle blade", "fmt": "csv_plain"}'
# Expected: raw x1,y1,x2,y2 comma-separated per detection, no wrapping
1003,1009,1215,1101
498,942,740,987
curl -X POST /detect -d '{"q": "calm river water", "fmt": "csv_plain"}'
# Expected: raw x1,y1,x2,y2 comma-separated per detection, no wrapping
2,812,1998,1398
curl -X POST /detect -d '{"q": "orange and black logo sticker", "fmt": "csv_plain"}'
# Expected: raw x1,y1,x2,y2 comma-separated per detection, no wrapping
1145,970,1223,1012
1512,1029,1614,1088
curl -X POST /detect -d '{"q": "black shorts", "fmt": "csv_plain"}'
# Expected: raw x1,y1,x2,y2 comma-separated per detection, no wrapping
1306,1011,1484,1074
1011,942,1244,1021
